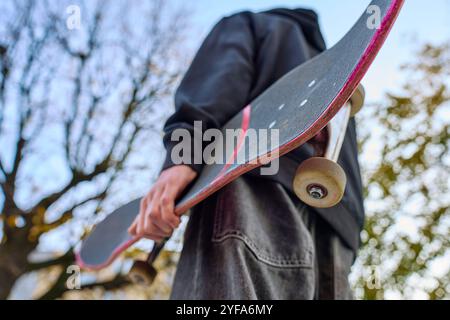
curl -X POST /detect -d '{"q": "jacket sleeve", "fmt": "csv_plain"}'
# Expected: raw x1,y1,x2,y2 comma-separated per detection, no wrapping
161,13,255,173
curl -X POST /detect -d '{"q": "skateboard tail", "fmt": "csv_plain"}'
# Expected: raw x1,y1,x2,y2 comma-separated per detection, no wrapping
75,237,140,271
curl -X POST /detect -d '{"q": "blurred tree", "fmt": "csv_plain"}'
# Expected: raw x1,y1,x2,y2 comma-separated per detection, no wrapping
352,42,450,299
0,0,189,299
59,249,180,300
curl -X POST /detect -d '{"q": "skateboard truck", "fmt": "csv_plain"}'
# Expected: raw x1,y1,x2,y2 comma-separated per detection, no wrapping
128,241,164,286
293,84,365,208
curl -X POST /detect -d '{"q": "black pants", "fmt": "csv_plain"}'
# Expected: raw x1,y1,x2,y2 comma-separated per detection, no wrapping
170,175,355,300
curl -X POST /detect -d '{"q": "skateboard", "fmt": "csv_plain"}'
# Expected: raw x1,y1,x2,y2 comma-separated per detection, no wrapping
76,0,404,284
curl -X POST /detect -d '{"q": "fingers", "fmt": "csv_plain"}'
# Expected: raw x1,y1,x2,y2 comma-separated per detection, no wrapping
128,165,198,241
143,188,172,235
128,220,137,235
160,186,180,229
127,197,148,236
137,193,153,236
128,192,154,237
143,221,170,240
130,189,178,241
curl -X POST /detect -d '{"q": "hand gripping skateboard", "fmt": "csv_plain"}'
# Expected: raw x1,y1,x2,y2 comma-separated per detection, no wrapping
76,0,404,285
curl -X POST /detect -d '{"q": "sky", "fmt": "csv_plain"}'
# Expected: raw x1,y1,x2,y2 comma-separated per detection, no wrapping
185,0,450,102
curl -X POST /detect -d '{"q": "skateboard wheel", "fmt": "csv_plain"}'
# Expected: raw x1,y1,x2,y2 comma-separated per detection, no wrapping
293,157,346,208
128,260,157,286
349,84,365,117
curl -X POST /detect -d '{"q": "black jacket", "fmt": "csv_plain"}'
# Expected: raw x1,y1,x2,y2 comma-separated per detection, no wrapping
162,9,365,252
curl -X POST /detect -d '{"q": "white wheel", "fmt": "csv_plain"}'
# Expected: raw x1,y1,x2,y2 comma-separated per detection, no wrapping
128,260,157,286
293,157,347,208
349,84,365,117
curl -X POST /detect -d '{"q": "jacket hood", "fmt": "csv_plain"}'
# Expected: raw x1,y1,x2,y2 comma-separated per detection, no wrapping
263,8,326,52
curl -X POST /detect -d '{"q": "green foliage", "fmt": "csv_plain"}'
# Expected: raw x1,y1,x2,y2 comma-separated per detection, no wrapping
353,43,450,300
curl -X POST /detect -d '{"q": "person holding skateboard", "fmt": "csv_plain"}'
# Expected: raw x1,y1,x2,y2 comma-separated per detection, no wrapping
129,8,365,299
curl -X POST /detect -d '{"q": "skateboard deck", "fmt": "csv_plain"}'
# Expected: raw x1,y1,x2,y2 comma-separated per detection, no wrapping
77,0,404,271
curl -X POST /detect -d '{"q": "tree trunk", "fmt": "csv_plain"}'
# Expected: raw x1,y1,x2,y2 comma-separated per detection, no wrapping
0,237,35,299
0,261,19,300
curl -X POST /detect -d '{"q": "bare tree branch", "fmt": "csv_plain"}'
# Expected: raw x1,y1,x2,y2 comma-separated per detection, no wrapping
0,0,190,299
0,160,7,181
42,190,108,233
32,160,110,213
8,9,55,187
0,2,34,110
26,249,75,272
